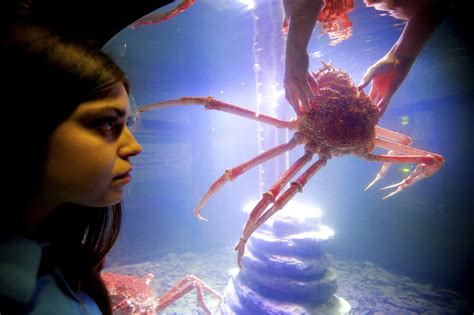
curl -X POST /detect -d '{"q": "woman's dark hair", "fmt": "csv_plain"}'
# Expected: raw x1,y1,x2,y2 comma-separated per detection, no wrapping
1,22,129,314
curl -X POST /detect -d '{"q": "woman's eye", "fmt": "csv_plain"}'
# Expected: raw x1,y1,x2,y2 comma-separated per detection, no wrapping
90,117,124,135
96,117,117,130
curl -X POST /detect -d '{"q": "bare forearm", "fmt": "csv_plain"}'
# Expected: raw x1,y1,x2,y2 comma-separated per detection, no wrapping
391,1,447,61
284,0,324,57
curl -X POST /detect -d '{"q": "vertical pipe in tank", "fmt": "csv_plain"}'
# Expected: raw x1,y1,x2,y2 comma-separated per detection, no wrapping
250,0,289,195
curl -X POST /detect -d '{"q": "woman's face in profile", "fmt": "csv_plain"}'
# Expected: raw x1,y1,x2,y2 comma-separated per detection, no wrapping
41,83,142,208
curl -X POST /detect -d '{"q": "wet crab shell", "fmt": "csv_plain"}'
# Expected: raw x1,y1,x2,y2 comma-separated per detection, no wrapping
101,272,158,312
299,64,380,157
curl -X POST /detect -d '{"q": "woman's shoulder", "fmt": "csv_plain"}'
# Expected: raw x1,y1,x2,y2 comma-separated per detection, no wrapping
31,272,102,314
0,236,42,305
0,236,101,315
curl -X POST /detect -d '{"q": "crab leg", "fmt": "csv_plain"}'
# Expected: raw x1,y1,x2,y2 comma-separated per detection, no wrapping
111,299,130,312
366,127,413,190
237,149,313,239
156,275,222,314
365,150,396,191
194,134,304,220
375,126,413,144
138,97,297,129
367,137,444,198
236,158,327,267
131,0,196,28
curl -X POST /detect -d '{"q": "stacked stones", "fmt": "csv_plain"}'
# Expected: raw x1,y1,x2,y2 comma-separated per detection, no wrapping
217,201,350,314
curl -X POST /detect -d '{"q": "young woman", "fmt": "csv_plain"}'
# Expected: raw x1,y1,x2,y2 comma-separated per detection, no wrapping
0,22,142,314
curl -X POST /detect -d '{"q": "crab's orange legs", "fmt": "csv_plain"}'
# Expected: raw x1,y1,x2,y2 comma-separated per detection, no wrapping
366,137,444,199
139,97,301,220
194,135,303,220
156,275,222,314
236,149,313,241
131,0,196,28
375,126,413,144
138,97,297,129
236,158,327,267
365,127,413,190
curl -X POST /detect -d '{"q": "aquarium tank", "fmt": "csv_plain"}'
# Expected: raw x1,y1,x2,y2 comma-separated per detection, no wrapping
101,0,473,313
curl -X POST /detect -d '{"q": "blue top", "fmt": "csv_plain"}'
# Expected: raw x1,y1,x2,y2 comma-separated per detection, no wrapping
0,236,102,314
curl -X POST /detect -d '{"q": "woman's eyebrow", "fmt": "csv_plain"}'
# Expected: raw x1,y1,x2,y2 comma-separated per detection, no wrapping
80,106,127,117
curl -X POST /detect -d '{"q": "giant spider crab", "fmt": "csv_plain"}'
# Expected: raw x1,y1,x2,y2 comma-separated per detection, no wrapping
137,62,444,267
101,271,222,314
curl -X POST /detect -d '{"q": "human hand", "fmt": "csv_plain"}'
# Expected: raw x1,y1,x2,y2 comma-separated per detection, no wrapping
284,49,317,114
358,51,414,115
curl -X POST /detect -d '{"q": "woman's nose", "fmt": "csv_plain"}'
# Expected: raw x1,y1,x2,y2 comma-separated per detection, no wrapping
119,126,143,158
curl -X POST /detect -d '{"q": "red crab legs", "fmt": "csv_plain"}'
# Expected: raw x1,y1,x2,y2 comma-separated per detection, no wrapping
156,275,222,314
138,96,298,220
102,272,222,314
137,64,444,268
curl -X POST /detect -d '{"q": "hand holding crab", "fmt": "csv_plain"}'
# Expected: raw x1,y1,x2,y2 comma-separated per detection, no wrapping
138,62,444,268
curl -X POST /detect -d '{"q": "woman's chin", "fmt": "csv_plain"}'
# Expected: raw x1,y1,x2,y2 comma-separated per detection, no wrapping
85,192,124,208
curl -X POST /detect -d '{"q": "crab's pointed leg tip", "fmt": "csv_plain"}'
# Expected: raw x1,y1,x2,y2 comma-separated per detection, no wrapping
380,180,403,191
382,188,402,200
365,181,375,191
195,214,208,221
365,175,382,191
234,240,244,251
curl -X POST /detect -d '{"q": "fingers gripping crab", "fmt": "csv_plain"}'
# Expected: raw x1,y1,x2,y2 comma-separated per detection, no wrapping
137,62,444,267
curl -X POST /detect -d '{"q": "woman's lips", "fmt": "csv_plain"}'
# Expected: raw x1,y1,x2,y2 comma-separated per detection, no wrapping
114,173,132,185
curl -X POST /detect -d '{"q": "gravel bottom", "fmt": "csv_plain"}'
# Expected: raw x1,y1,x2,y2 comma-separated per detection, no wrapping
105,246,470,314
